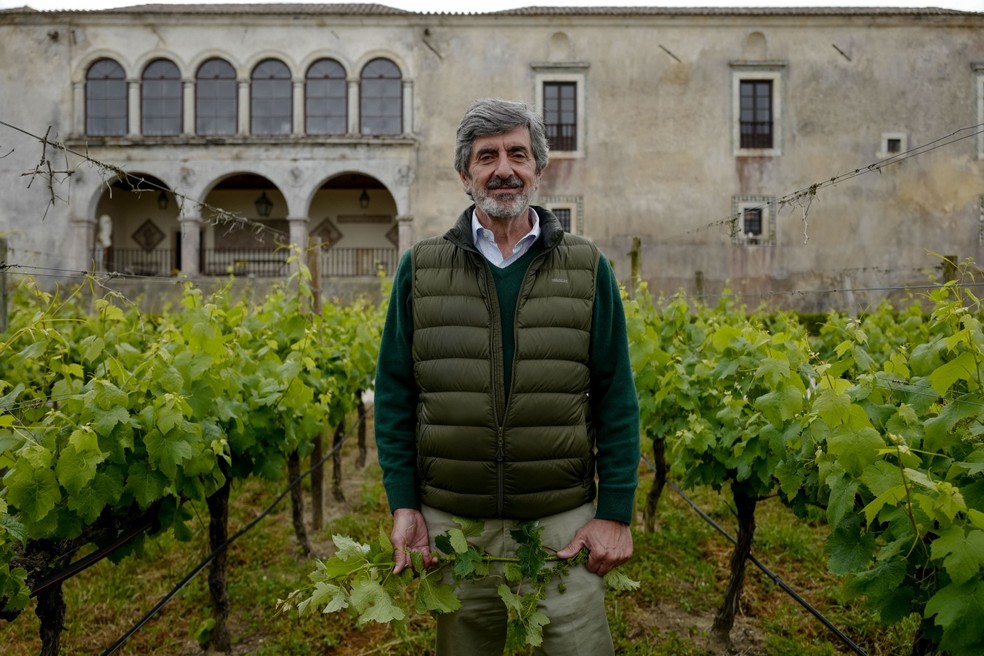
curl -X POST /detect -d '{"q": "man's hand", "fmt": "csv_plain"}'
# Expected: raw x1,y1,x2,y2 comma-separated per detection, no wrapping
390,508,436,574
555,518,633,576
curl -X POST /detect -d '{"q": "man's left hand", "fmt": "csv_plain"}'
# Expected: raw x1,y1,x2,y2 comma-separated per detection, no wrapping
555,518,633,576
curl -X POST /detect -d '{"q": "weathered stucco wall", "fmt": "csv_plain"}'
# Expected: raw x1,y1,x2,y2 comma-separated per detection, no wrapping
0,6,982,312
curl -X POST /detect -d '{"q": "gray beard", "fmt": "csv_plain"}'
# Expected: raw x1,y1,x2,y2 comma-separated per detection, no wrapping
474,189,530,220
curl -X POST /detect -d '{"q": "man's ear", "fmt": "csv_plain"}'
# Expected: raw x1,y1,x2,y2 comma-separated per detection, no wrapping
459,171,471,191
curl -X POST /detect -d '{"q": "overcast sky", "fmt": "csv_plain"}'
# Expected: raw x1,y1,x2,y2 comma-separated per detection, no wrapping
2,0,982,13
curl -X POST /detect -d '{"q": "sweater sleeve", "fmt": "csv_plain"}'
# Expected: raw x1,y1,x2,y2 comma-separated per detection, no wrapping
374,249,421,513
589,255,641,524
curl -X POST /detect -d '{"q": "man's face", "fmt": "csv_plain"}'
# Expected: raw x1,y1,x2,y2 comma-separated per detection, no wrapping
461,126,541,221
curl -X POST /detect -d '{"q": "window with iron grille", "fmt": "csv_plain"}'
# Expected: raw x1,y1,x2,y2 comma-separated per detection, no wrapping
739,80,772,149
196,58,237,135
251,59,292,135
743,207,763,237
306,58,347,135
553,207,572,232
543,81,577,151
86,58,127,136
142,58,182,136
732,195,775,245
360,58,402,136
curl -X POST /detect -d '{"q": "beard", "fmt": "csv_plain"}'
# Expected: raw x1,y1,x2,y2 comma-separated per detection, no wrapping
472,175,532,220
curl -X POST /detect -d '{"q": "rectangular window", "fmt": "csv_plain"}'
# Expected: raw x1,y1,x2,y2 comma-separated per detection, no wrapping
533,65,587,159
739,80,773,149
543,81,577,152
732,65,783,157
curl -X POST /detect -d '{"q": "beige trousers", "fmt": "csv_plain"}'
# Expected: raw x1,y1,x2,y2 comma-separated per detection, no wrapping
422,503,614,656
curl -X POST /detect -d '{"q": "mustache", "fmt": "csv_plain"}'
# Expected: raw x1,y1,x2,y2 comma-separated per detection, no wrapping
485,176,523,190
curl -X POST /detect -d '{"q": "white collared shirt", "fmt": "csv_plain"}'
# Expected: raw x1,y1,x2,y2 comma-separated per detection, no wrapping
471,208,541,268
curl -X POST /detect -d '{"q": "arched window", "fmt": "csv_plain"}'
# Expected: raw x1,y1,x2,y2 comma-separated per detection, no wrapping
86,58,127,135
306,58,346,135
360,58,401,136
141,58,181,135
251,59,292,135
196,58,237,135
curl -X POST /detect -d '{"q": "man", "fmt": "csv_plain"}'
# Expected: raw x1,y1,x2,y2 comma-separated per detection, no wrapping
374,98,640,655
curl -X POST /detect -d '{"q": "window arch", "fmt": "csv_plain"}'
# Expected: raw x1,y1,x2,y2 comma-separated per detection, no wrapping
141,58,181,135
251,58,292,135
360,58,401,136
86,58,127,135
196,58,237,135
306,58,346,135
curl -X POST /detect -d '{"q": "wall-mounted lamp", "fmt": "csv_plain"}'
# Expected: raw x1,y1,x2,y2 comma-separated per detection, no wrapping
359,188,370,210
254,191,274,218
157,189,169,210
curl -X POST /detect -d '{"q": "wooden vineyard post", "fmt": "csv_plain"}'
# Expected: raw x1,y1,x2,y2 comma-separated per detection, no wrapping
307,237,325,530
628,236,641,299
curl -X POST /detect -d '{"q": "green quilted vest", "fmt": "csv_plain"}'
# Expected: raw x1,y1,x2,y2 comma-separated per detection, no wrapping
411,207,600,520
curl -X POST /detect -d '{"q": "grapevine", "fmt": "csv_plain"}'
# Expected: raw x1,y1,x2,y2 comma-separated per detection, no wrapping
278,518,639,649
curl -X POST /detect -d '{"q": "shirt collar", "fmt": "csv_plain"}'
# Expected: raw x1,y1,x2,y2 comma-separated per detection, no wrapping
471,207,541,247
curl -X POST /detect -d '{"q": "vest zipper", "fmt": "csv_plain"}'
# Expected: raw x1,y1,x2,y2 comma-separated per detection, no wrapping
496,426,505,516
480,259,508,516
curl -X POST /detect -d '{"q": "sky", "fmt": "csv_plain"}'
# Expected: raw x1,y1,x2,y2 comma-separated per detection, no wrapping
1,0,982,13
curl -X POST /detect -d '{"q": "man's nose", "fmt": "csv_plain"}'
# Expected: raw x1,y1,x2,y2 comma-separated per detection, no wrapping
493,153,514,177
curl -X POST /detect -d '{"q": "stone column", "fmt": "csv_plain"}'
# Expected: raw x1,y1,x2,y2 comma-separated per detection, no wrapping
287,215,310,277
73,81,85,134
293,80,304,134
397,214,414,255
402,79,413,135
183,79,195,134
71,213,97,271
238,80,250,135
128,79,140,136
179,206,203,277
347,80,359,134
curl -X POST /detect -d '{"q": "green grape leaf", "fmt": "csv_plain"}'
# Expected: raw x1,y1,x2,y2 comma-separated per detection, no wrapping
825,469,859,528
297,581,348,615
928,351,977,397
4,463,60,524
827,424,883,477
863,484,906,525
603,568,641,592
827,516,876,575
925,580,984,654
453,516,486,537
414,575,461,615
504,562,524,583
55,439,105,496
452,546,485,579
145,430,194,479
930,527,984,585
332,534,371,561
349,579,405,625
447,528,469,554
91,405,131,437
124,462,168,508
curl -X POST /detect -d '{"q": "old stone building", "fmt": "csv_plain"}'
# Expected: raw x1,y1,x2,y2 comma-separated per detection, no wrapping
0,3,982,310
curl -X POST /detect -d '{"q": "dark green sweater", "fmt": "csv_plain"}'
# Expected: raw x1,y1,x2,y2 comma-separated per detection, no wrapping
375,219,640,524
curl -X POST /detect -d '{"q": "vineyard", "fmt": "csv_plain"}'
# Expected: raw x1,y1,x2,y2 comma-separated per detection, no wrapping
2,260,984,655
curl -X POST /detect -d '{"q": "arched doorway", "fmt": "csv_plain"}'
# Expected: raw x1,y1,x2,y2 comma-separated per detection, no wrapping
310,172,398,277
201,173,288,276
95,174,178,276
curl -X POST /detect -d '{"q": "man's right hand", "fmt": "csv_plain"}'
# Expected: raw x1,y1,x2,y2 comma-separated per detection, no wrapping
390,508,436,574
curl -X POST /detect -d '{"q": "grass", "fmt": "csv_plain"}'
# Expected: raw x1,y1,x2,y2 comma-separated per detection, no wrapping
3,433,919,655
